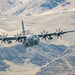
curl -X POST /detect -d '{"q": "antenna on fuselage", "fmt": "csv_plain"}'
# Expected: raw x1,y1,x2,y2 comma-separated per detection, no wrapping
22,20,26,35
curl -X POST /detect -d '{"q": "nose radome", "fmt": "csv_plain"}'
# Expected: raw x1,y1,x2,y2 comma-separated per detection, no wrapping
33,38,37,42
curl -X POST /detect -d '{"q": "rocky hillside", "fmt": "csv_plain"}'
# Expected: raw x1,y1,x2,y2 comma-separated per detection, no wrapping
0,61,9,71
0,0,75,75
0,0,20,13
36,45,75,75
1,0,67,16
0,43,67,71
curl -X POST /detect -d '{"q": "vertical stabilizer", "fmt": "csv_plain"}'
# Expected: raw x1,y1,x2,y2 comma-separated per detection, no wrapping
22,20,26,35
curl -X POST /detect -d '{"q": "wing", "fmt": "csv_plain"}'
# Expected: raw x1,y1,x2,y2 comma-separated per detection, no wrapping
38,33,56,37
38,30,75,40
60,30,75,34
0,35,26,43
38,30,56,40
0,36,26,40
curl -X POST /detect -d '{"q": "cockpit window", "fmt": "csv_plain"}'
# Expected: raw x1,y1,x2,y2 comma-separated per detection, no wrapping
33,35,37,38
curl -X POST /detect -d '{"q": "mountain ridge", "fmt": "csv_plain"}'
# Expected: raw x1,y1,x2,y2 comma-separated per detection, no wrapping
0,43,67,71
36,45,75,75
0,0,20,13
0,0,75,75
0,0,66,16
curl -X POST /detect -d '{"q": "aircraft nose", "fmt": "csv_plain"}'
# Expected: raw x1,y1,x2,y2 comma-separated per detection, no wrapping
34,38,38,41
35,37,39,43
34,37,39,43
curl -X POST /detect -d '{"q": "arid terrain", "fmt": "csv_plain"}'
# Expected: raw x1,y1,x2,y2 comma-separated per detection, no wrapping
0,0,75,75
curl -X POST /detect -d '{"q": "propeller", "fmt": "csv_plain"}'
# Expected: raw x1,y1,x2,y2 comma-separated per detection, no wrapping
0,33,8,43
41,30,49,41
55,28,63,38
25,39,30,46
14,33,21,42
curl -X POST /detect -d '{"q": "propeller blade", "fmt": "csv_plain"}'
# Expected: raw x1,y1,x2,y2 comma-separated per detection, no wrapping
47,36,49,39
46,31,48,34
59,28,60,32
43,30,45,34
4,41,6,44
41,32,43,35
42,37,44,40
5,34,8,37
1,40,3,43
56,29,58,32
40,30,49,41
55,29,64,38
3,34,5,37
20,34,22,36
45,37,46,41
25,39,30,46
14,33,22,42
0,35,2,37
59,35,62,38
0,33,8,43
14,35,16,37
61,30,63,33
57,36,59,39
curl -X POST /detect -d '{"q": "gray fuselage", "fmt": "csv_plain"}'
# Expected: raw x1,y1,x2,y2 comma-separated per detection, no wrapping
22,34,39,48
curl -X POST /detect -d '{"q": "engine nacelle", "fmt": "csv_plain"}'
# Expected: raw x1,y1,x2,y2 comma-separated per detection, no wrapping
48,36,53,40
18,39,22,42
7,40,12,44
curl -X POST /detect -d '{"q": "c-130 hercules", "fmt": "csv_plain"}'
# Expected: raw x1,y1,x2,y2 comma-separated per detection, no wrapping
0,20,75,48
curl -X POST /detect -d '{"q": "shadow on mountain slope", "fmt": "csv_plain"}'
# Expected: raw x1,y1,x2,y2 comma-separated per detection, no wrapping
0,42,68,71
36,45,75,75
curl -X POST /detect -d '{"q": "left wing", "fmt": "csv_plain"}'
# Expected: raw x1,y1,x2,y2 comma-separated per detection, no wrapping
59,30,75,34
38,30,75,40
38,30,56,40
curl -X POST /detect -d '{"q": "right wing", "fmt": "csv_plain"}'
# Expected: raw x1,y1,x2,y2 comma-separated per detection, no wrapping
0,35,26,43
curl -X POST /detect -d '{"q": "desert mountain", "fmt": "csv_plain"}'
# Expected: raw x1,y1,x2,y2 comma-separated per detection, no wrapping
36,45,75,75
0,43,67,69
0,0,75,75
0,0,20,13
1,0,66,16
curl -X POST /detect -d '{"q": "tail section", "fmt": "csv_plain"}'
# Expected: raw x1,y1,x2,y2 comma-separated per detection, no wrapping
22,20,26,35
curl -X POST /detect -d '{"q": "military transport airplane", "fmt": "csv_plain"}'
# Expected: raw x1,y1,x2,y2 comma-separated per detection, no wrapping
0,20,75,48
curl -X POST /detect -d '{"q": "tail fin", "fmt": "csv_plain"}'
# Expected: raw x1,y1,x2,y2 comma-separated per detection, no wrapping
22,20,26,35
